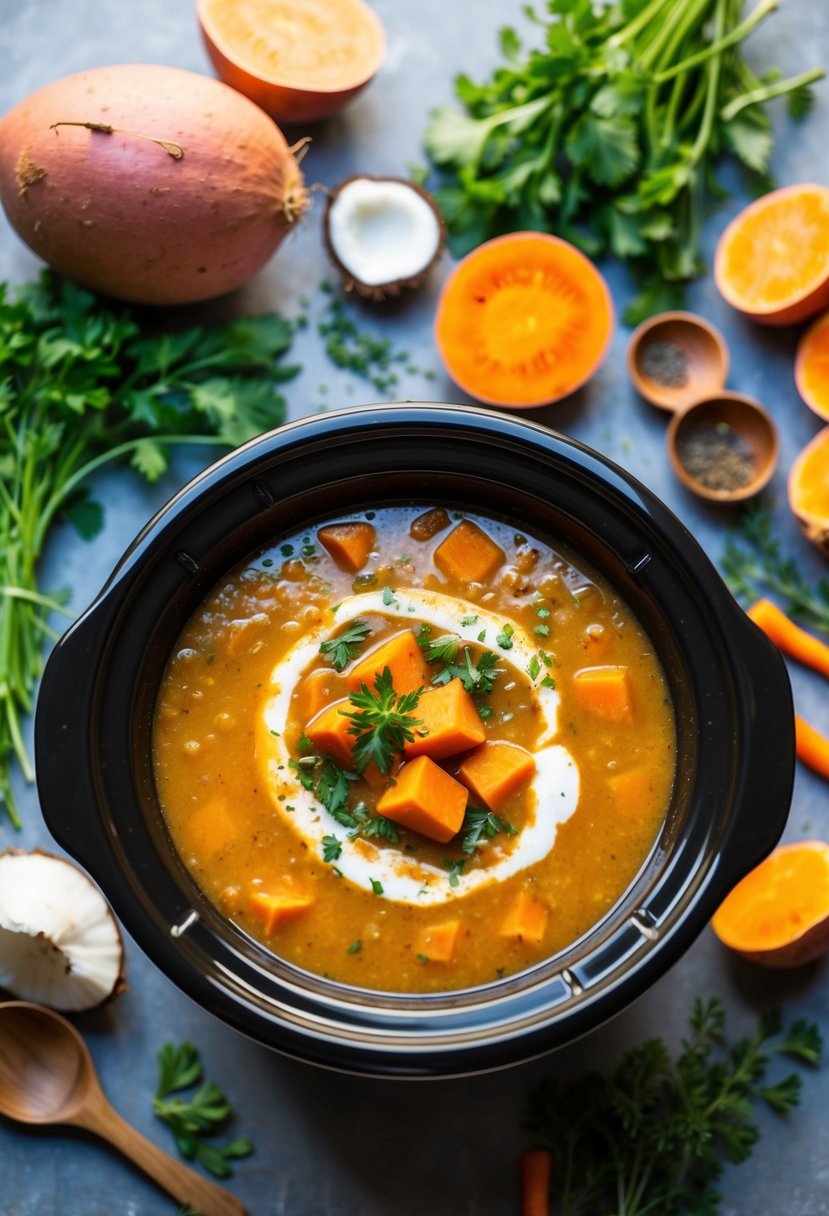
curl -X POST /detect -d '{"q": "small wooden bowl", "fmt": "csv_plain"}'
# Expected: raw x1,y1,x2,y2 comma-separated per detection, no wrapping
627,311,729,411
666,392,779,503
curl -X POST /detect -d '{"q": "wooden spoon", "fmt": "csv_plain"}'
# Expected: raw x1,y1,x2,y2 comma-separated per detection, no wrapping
0,1001,245,1216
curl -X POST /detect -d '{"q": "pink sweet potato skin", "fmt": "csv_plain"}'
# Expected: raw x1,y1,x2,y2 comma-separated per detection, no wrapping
0,64,306,305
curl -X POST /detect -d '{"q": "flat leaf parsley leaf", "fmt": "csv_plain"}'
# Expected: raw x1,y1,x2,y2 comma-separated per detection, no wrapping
343,667,423,773
319,619,372,671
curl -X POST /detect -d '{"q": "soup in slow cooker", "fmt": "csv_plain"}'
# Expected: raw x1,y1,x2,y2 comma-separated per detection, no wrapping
153,505,676,992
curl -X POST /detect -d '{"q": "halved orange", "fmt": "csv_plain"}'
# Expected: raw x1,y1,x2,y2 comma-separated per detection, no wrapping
434,232,614,408
795,310,829,421
714,183,829,326
197,0,385,125
788,426,829,555
712,840,829,968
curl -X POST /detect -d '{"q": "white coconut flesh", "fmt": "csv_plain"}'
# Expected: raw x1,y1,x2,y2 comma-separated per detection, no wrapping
260,589,580,908
0,851,124,1012
326,178,443,286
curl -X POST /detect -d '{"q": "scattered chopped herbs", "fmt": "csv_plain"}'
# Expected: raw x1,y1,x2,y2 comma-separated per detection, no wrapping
322,834,342,862
153,1042,253,1179
722,508,829,637
496,624,515,650
318,292,411,394
416,952,430,963
442,858,467,887
478,705,493,719
347,939,362,954
524,997,822,1216
534,624,550,637
343,667,423,773
431,646,502,695
301,542,317,559
419,631,461,662
0,273,298,827
541,675,557,689
460,613,479,626
382,585,398,607
370,877,384,895
461,807,517,854
280,544,294,557
527,655,542,681
261,558,274,568
319,619,371,671
424,0,823,323
535,606,550,619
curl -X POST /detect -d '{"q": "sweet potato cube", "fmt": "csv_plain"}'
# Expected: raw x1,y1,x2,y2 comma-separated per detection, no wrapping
608,767,655,816
295,667,345,722
572,665,633,722
457,741,535,812
346,630,429,695
376,755,468,844
404,678,486,761
415,919,460,963
304,697,355,768
249,888,314,934
317,522,376,572
433,519,505,584
499,891,549,943
179,798,236,859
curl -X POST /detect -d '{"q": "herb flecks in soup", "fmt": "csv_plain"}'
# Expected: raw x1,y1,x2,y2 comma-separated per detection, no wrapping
153,507,676,992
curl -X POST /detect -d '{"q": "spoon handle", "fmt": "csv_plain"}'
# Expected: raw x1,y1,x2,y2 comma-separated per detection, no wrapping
74,1101,246,1216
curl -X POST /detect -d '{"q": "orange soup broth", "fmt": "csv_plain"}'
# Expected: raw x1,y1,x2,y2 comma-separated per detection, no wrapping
153,506,676,992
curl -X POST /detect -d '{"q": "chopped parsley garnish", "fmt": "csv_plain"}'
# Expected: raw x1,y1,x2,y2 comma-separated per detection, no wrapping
541,675,556,689
419,631,461,662
534,624,550,637
342,667,423,773
431,646,502,695
382,585,397,607
496,624,515,650
442,858,467,887
280,544,294,557
416,952,429,963
535,605,550,618
322,835,342,863
319,618,371,671
460,614,479,626
461,807,517,855
346,940,362,954
527,655,542,681
370,877,384,895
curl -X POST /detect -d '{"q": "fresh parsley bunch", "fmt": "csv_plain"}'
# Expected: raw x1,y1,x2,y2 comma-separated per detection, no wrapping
524,997,821,1215
0,272,298,826
425,0,823,322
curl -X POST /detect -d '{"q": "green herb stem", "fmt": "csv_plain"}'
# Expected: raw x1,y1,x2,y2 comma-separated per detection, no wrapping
721,66,826,121
651,0,777,84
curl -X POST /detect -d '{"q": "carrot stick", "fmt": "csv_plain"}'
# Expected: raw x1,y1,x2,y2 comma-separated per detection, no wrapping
748,599,829,680
795,715,829,781
520,1149,552,1216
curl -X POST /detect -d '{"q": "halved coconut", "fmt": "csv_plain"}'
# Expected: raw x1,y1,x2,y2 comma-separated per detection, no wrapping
323,175,446,300
0,849,125,1012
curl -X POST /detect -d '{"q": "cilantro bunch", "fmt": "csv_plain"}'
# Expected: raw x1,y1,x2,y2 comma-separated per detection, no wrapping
524,997,821,1215
154,1042,252,1178
425,0,823,322
0,272,298,826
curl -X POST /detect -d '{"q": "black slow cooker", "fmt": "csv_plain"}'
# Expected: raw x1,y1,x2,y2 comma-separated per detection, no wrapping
35,405,793,1076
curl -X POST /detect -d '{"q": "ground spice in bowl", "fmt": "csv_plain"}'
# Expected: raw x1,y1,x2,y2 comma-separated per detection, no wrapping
640,340,689,389
675,420,756,492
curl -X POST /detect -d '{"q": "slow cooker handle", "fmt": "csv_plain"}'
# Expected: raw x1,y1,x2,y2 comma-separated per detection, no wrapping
35,605,121,887
712,607,795,900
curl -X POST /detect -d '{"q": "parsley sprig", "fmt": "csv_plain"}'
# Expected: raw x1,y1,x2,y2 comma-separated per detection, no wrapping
343,667,423,773
433,647,502,695
524,998,821,1215
461,806,517,855
153,1042,253,1179
425,0,823,323
722,508,829,637
319,619,372,671
0,272,297,827
291,752,400,843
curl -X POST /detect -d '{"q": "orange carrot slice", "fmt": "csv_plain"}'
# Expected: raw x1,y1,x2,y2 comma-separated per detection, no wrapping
795,715,829,782
434,232,614,408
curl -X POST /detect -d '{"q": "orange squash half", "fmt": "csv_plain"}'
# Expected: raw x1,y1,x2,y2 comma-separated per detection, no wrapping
712,840,829,968
434,232,614,408
714,183,829,326
788,426,829,555
197,0,385,125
